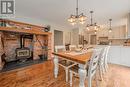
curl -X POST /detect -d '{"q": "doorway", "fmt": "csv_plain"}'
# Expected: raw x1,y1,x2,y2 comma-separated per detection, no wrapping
54,30,63,46
90,35,97,45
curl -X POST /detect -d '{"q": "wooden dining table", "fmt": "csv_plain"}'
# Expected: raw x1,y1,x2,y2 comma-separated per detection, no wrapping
52,50,93,87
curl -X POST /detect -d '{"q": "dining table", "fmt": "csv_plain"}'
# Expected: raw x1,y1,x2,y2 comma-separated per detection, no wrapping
52,50,93,87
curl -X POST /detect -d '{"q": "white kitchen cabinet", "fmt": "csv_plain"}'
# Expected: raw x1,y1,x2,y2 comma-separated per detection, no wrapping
108,26,126,39
120,47,130,66
108,29,115,39
119,26,126,39
108,46,122,64
97,29,108,37
108,46,130,67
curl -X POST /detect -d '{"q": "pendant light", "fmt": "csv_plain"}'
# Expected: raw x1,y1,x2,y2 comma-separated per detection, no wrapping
109,19,112,32
68,0,87,25
86,11,100,32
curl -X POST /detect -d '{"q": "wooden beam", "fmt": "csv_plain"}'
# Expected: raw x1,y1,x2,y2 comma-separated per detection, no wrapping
0,27,51,35
0,19,45,28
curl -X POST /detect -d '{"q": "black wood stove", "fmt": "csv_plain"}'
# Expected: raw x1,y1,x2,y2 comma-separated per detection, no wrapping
16,35,33,62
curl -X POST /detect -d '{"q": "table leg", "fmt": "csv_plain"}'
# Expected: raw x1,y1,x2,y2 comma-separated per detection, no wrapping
54,56,59,78
78,64,86,87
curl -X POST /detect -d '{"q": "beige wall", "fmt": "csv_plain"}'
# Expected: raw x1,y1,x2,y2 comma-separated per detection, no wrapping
71,28,79,45
54,30,63,45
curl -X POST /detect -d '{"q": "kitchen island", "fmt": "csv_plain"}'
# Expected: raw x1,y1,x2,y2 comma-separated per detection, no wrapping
96,45,130,67
108,45,130,67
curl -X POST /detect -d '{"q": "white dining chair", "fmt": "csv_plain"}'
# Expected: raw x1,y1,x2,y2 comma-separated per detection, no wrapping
104,46,110,72
69,45,76,51
78,45,83,49
69,48,102,87
98,46,110,81
55,45,76,82
98,47,106,81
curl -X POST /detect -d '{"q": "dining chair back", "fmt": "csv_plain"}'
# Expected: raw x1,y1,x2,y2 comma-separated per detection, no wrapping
98,46,110,81
69,45,76,51
78,45,83,49
88,48,102,77
87,48,102,87
97,47,106,80
54,45,76,82
55,45,66,53
69,48,102,87
104,46,110,71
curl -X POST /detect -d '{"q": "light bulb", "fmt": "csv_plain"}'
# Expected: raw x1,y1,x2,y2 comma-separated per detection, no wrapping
68,18,73,22
86,27,89,31
79,16,86,21
94,26,97,30
79,14,86,21
94,31,97,34
71,22,76,26
68,15,76,22
80,21,85,24
109,29,112,33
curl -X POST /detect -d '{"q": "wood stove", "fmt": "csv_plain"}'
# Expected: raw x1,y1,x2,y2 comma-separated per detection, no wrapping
16,35,33,61
16,47,31,60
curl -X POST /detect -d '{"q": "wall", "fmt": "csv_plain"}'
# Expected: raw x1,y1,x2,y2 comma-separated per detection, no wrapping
0,32,4,69
127,13,130,38
71,28,79,45
4,33,20,61
54,30,63,45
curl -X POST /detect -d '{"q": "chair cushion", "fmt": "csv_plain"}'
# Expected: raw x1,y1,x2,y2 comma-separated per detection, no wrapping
59,60,74,67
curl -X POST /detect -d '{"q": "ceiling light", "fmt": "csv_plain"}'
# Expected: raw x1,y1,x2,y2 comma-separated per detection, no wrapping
68,0,86,25
86,11,100,31
109,19,112,33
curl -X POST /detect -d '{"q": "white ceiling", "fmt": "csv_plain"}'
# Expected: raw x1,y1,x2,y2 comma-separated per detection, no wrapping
16,0,130,29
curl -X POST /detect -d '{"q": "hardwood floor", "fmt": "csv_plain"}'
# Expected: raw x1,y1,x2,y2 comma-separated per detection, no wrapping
0,60,130,87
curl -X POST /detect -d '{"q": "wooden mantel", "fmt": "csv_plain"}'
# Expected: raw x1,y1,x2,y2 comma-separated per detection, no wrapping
0,19,51,35
0,27,51,35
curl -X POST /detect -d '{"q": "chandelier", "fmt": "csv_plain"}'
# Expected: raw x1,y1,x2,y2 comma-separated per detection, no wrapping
109,19,112,32
68,0,87,25
86,11,100,34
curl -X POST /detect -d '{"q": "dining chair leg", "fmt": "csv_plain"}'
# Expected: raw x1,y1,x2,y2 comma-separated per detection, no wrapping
78,64,86,87
54,57,59,78
88,76,92,87
65,68,68,82
104,62,108,72
70,71,73,86
95,72,99,87
99,66,103,81
102,64,105,75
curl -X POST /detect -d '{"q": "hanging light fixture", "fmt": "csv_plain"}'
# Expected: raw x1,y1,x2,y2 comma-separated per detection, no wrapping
109,19,112,32
68,0,87,25
94,30,97,34
86,11,100,32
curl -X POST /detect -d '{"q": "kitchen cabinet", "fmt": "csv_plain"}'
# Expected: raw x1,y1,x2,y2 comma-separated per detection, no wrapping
120,47,130,66
108,26,126,39
108,46,122,64
108,46,130,67
127,13,130,38
97,26,126,39
97,29,108,37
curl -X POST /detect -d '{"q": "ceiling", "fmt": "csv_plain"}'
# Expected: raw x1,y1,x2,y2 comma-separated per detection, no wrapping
16,0,130,29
